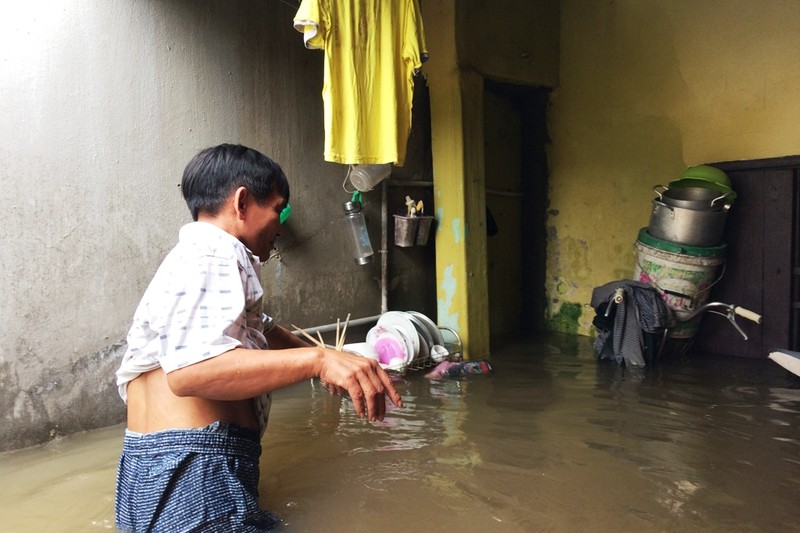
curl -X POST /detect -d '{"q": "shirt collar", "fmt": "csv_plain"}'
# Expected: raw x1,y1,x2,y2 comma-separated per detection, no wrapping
179,221,261,265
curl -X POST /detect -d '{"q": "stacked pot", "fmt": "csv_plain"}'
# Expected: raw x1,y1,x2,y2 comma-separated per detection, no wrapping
648,165,735,247
634,165,735,340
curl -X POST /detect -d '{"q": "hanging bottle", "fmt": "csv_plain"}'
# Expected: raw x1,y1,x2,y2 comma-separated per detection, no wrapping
343,192,374,265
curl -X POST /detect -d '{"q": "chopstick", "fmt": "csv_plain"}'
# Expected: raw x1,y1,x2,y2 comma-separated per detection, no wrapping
290,323,325,348
337,313,351,351
291,313,351,352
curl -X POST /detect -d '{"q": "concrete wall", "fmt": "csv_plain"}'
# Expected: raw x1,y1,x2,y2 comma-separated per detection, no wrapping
546,0,800,335
0,0,433,452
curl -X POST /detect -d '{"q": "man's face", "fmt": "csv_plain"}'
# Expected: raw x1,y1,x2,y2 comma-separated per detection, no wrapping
240,192,287,260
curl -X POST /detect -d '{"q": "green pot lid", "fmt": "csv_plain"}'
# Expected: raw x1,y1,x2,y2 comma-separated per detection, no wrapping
678,165,731,187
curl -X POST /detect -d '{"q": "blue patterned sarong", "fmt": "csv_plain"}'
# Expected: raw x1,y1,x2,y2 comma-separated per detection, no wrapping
115,422,280,532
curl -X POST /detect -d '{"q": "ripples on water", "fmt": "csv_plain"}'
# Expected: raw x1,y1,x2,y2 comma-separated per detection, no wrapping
1,333,799,531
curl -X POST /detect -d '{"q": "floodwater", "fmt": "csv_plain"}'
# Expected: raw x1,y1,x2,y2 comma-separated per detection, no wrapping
2,333,799,532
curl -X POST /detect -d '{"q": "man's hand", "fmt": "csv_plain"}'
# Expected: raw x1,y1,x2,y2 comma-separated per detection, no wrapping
318,349,403,421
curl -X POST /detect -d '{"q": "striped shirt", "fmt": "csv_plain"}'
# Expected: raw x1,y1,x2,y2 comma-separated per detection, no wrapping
116,221,272,432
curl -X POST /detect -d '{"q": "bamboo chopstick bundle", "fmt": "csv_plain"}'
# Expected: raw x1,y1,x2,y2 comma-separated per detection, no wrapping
337,313,351,351
291,313,351,352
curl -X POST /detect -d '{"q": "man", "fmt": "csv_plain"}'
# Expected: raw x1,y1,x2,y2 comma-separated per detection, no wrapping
115,143,402,531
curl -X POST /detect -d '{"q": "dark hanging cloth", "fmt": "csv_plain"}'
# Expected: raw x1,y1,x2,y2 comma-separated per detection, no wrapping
590,280,672,366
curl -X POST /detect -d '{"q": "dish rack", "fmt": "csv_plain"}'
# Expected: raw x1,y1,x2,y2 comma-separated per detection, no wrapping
385,326,463,375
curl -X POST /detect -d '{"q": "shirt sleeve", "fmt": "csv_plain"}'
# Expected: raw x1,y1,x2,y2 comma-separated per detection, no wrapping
153,252,249,374
293,0,326,50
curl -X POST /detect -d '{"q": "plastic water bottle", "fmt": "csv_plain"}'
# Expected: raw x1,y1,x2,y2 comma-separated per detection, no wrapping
343,199,374,265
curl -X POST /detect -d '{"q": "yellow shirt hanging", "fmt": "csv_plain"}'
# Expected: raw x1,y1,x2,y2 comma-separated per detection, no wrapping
294,0,428,166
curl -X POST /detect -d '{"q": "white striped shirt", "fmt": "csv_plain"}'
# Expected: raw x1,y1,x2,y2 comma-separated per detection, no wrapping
116,221,272,432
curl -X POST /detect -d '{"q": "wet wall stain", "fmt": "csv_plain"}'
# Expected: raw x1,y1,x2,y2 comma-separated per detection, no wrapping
546,302,582,334
0,343,126,452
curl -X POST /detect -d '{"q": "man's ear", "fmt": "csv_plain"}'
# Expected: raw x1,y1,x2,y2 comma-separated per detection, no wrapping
232,186,249,219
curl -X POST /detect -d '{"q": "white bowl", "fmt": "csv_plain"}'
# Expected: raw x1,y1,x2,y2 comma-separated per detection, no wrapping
341,342,379,361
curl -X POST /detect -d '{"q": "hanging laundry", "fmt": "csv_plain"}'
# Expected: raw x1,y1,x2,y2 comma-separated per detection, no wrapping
293,0,428,166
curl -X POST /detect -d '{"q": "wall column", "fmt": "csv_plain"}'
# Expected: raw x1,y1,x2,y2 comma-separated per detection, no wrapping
421,0,490,358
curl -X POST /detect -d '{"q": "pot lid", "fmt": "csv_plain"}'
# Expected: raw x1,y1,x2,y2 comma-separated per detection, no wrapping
678,165,731,187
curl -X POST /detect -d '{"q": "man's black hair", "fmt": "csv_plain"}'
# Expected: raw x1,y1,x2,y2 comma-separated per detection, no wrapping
181,144,290,221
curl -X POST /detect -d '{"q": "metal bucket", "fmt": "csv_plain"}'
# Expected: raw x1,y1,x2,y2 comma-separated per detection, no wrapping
393,215,419,247
648,200,729,247
415,216,434,246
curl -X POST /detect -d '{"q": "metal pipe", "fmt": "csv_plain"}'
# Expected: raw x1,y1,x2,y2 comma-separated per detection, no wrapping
381,179,389,313
297,315,381,336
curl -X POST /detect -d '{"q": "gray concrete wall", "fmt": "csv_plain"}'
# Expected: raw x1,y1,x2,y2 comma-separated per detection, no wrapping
0,0,434,452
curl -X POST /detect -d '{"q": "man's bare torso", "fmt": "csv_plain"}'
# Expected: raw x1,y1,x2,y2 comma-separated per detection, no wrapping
126,369,258,433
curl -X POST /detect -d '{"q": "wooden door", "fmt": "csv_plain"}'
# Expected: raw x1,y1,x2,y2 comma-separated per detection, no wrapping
691,157,799,358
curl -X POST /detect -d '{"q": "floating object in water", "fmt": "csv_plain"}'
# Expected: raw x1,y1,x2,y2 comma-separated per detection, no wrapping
424,361,457,379
768,349,800,378
424,360,493,379
445,360,493,377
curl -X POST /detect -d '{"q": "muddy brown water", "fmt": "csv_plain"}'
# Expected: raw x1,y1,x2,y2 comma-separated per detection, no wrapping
2,333,799,532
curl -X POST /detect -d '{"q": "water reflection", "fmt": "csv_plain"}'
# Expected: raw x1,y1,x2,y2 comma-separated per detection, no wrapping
1,333,799,532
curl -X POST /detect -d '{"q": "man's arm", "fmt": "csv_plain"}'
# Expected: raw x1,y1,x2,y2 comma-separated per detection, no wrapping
166,344,402,422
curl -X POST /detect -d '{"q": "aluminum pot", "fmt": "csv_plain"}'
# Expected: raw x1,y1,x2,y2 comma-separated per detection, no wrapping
648,199,729,247
653,185,732,211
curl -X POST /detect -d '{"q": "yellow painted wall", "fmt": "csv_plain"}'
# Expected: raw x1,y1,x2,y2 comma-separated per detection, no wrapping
547,0,800,335
459,0,560,87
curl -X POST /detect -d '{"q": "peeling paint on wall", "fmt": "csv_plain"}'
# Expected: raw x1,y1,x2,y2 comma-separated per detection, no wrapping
451,217,463,244
437,263,459,329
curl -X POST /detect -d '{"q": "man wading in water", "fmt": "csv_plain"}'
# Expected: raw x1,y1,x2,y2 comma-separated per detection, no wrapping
114,143,402,531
